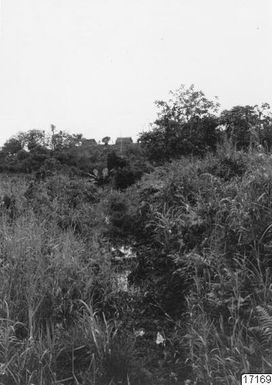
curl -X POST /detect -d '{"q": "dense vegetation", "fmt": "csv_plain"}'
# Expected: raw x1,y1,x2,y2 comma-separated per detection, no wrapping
1,85,272,384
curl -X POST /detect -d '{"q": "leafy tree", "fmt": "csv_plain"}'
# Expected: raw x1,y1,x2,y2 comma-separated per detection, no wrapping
2,137,23,155
220,105,258,149
27,146,51,172
22,129,48,151
102,136,111,146
139,84,220,162
220,104,272,150
51,130,83,151
254,103,272,150
154,84,220,124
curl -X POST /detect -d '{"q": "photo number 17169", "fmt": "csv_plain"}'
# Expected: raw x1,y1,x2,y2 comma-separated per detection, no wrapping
242,374,272,384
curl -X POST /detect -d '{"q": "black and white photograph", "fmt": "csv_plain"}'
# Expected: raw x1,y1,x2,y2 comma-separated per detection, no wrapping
0,1,271,384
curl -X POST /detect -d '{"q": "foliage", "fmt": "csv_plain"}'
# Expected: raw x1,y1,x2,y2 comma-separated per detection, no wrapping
220,103,272,150
129,149,272,382
0,175,144,384
1,86,272,383
154,84,220,123
51,131,83,151
139,84,220,162
1,137,23,155
102,136,111,146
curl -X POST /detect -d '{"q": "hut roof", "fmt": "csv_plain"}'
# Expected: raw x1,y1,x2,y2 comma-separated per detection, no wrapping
82,138,97,145
115,137,133,145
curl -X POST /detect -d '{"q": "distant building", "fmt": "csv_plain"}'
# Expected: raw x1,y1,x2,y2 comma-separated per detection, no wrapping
82,138,97,146
115,137,133,147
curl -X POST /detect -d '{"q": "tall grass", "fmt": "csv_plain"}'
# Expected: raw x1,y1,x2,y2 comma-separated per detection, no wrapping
177,149,272,383
126,143,272,383
0,175,139,384
3,146,272,384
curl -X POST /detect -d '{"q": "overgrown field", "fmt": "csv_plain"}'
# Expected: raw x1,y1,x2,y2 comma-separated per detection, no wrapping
1,142,272,384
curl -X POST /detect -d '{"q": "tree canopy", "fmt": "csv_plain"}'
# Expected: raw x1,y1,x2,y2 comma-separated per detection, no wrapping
139,84,220,162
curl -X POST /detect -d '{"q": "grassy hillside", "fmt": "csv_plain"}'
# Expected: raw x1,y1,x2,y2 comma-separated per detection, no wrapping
1,142,272,384
1,85,272,383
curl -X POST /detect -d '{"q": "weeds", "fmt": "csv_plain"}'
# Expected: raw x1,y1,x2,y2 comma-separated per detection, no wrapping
2,147,272,384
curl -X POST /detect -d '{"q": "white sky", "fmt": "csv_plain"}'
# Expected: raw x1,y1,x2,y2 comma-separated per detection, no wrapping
0,0,271,145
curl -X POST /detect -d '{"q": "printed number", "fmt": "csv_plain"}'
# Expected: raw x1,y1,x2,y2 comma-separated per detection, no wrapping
242,374,272,384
